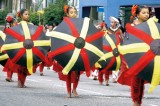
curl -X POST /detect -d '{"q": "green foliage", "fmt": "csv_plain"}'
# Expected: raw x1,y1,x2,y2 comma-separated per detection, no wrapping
43,0,67,25
0,10,9,25
29,12,42,25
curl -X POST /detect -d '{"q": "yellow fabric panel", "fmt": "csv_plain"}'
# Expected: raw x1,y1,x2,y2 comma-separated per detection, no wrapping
115,56,121,71
26,49,33,74
21,21,31,39
95,62,102,68
148,56,160,93
34,40,51,47
118,43,150,55
99,52,113,61
48,31,75,44
1,42,23,51
147,18,160,39
0,54,9,61
62,48,81,75
84,42,104,58
79,17,90,39
104,34,116,49
0,31,6,41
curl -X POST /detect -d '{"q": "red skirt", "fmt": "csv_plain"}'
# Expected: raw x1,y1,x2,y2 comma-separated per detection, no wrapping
53,60,82,83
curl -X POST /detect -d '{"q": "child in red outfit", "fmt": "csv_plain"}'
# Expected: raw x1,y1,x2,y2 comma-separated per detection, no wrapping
52,5,80,98
4,15,18,82
16,9,32,88
118,5,149,106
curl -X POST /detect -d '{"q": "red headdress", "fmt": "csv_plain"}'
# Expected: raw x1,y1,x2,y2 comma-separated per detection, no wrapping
6,16,13,23
16,11,20,18
64,5,69,14
130,5,138,21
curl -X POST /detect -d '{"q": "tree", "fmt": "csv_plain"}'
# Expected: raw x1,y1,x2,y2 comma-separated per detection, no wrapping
0,10,9,25
43,0,67,25
29,12,40,25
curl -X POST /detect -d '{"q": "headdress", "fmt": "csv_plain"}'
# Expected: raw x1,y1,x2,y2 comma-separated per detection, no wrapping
6,16,13,23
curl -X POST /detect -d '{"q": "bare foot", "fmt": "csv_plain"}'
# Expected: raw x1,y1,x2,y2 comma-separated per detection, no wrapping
72,90,79,97
93,77,97,80
105,80,109,86
5,78,14,82
99,82,103,85
133,102,141,106
17,80,26,88
67,92,71,98
112,79,117,83
40,73,44,76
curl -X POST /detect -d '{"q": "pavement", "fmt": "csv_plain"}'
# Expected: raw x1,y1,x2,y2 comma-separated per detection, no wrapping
0,66,160,106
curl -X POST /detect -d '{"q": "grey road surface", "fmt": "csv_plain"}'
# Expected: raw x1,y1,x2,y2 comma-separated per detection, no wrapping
0,66,160,106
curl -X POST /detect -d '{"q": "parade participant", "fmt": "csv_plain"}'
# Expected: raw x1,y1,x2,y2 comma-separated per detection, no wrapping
4,15,18,82
65,6,81,98
130,5,149,106
18,9,30,22
118,5,150,106
4,15,18,31
53,5,80,98
97,23,111,86
65,5,80,98
39,24,53,76
107,16,124,83
108,16,124,42
17,9,31,88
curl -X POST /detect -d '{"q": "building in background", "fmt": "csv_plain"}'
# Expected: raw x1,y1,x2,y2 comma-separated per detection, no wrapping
0,0,32,13
0,0,56,14
79,0,160,26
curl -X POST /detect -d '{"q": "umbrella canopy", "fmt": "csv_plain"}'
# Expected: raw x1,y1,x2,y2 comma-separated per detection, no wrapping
0,31,9,66
48,17,104,77
119,17,160,93
96,33,121,71
1,21,50,74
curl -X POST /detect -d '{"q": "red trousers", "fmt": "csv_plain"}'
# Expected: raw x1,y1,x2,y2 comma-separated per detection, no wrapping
98,70,110,83
66,71,80,93
7,69,13,79
39,62,44,73
17,68,27,86
131,76,144,104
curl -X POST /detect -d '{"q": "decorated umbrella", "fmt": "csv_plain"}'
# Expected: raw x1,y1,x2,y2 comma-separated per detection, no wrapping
0,31,9,66
96,33,121,71
48,17,104,77
1,21,50,74
118,17,160,93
